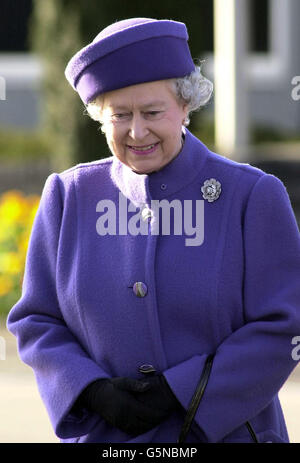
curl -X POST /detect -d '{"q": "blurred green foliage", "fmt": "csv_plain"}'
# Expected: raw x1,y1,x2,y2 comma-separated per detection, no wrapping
251,126,300,144
0,128,51,162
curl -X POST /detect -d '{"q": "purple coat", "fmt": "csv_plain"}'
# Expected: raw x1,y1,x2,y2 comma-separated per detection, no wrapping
7,129,300,443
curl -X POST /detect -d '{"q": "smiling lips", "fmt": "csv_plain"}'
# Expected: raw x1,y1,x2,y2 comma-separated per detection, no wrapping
127,142,159,155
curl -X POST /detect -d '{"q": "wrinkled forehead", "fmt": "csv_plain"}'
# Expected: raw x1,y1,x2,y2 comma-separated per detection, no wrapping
102,80,176,110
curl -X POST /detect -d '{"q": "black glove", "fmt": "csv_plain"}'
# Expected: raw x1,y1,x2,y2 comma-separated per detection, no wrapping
131,374,182,417
76,377,166,436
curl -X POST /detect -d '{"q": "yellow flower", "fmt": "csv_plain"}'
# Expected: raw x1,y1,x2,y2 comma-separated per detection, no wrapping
0,190,27,224
0,274,13,297
17,231,31,254
0,252,23,275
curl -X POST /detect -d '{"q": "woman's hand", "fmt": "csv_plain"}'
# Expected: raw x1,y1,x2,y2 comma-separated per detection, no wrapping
131,374,182,416
76,377,169,436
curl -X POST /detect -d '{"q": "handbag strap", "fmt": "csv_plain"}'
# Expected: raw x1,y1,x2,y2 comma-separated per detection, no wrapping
177,354,214,443
177,353,259,443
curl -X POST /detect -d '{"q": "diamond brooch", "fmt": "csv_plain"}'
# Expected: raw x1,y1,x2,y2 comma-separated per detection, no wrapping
201,178,222,202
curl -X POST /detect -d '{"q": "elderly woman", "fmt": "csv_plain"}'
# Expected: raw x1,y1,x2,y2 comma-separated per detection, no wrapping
7,18,300,444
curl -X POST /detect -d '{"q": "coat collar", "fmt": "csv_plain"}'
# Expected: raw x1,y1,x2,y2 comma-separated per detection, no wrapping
110,128,209,207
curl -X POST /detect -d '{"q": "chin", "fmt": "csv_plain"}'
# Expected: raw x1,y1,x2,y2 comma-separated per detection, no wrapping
132,167,152,175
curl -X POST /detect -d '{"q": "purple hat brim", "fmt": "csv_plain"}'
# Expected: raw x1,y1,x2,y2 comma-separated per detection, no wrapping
65,20,188,88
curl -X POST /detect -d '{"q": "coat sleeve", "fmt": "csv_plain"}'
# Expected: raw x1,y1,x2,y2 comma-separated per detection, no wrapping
163,173,300,442
6,173,110,439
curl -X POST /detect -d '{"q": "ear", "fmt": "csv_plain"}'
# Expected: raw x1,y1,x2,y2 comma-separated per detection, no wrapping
181,103,189,126
182,102,189,118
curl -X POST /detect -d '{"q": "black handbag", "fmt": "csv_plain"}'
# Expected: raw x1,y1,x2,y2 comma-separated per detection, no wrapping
177,354,259,443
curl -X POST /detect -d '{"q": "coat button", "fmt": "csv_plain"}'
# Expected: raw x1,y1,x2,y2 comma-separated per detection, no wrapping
141,207,153,222
138,364,156,374
133,282,148,297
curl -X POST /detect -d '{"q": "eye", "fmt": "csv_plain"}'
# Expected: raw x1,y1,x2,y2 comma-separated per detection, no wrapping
145,111,162,118
111,113,130,121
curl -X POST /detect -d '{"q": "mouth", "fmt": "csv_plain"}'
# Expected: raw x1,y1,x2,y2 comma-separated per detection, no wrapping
127,142,160,155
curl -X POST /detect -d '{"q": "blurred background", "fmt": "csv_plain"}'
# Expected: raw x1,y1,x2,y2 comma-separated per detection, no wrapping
0,0,299,443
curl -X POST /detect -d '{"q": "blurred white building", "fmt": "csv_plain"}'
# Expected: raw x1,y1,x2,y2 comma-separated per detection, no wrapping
0,53,42,129
205,0,300,136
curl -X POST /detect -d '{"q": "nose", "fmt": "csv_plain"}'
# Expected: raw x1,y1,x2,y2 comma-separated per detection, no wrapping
128,113,150,141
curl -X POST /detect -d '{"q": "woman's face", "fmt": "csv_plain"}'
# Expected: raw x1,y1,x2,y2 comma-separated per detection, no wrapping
100,80,188,174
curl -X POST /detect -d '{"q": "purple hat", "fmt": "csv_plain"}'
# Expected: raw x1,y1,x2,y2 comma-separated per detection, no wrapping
64,17,195,104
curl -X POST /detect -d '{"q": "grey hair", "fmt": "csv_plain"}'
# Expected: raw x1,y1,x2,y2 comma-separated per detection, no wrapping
171,64,213,126
85,63,213,127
